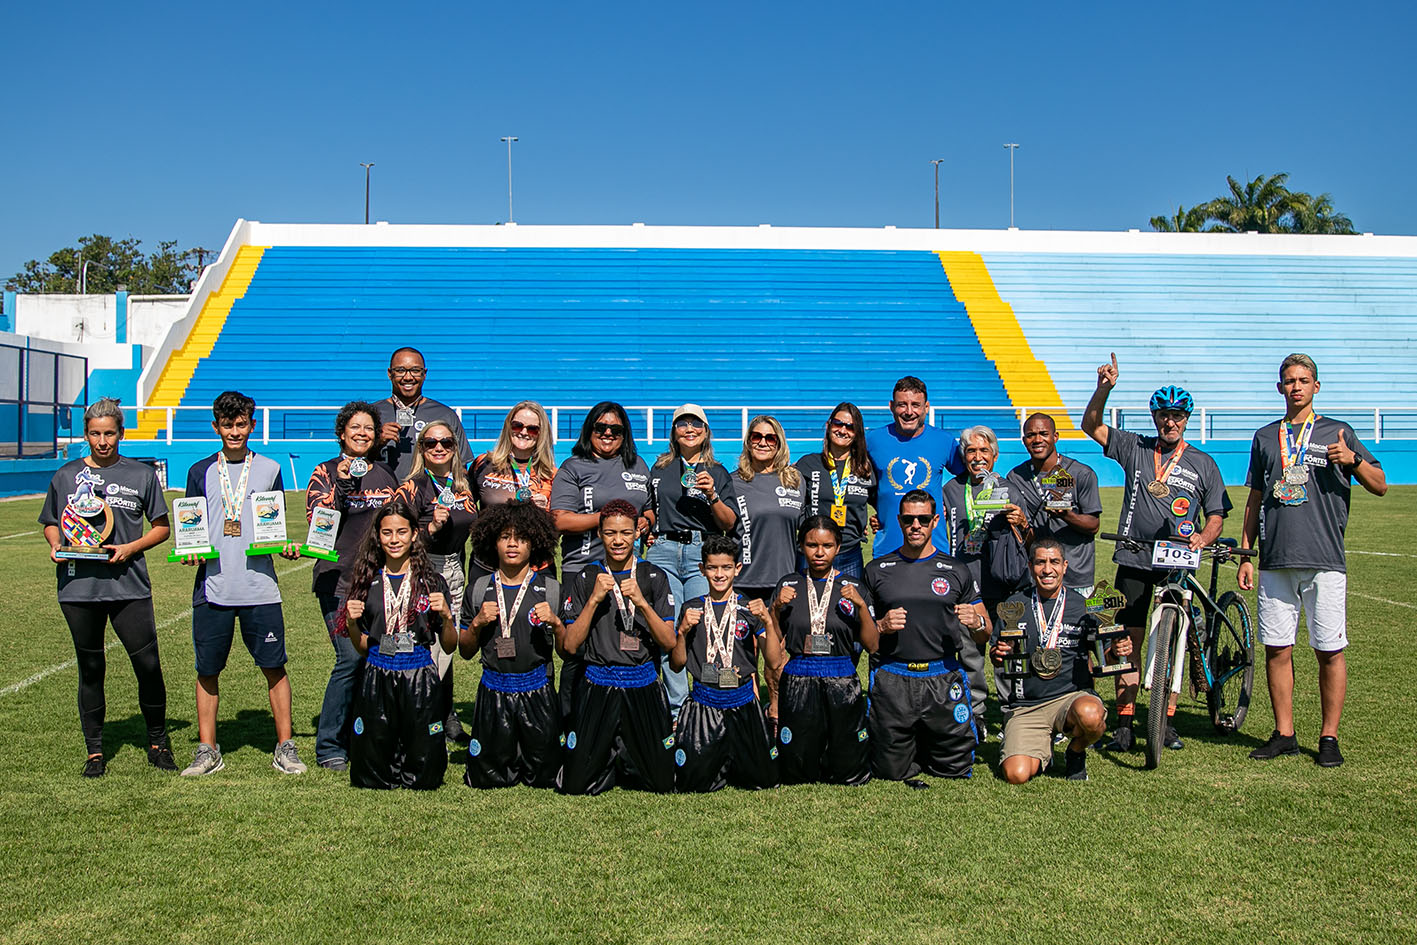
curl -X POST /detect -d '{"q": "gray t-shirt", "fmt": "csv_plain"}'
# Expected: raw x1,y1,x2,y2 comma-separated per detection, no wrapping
1247,417,1379,573
731,469,804,590
549,454,652,575
185,452,287,607
1103,428,1231,571
39,457,168,603
372,396,472,479
1005,454,1103,588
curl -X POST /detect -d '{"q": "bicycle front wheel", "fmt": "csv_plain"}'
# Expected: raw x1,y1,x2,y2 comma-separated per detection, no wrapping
1144,607,1177,771
1205,591,1255,734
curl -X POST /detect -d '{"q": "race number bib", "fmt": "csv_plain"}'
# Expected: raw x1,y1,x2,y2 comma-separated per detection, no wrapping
1151,540,1200,571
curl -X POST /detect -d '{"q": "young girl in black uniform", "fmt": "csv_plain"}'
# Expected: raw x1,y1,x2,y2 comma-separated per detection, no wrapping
459,502,564,789
340,501,456,789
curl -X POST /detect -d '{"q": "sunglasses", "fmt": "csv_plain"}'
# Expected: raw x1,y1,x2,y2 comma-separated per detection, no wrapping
510,420,541,436
898,513,934,526
749,431,780,447
421,437,457,450
829,419,856,431
593,422,625,437
674,417,706,431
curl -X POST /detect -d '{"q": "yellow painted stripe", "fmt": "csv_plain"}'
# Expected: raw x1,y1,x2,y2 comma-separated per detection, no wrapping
130,246,269,439
935,251,1077,435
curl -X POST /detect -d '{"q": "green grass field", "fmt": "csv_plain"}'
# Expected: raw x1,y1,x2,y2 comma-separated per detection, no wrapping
1,484,1414,944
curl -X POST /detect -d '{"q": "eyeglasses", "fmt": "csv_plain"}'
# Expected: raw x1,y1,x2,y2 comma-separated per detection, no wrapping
510,420,541,436
421,437,457,450
749,431,780,447
390,367,426,378
674,418,706,431
898,513,934,526
593,422,625,437
829,419,855,431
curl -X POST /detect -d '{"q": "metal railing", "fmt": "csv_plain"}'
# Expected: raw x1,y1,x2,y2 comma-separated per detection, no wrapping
1,343,88,459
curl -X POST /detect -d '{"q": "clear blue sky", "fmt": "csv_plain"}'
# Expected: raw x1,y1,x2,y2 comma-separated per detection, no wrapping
3,1,1412,281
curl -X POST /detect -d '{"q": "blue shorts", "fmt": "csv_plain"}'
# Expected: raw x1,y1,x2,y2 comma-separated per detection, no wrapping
192,602,288,676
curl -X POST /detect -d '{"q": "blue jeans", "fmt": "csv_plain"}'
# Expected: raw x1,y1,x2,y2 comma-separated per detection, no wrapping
646,534,708,711
316,593,362,764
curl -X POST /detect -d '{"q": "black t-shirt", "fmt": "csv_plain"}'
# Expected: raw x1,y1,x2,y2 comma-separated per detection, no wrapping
772,573,864,660
305,456,400,597
561,560,675,667
794,453,876,551
1246,417,1379,573
1004,454,1103,588
649,457,737,535
461,573,560,673
679,595,766,681
990,587,1097,707
397,473,477,558
355,571,451,650
862,550,982,665
1102,428,1231,571
941,473,1016,602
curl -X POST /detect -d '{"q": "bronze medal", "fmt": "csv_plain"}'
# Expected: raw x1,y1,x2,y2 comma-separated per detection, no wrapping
495,637,516,659
1030,647,1063,679
1146,479,1170,499
805,633,831,656
716,666,740,689
223,518,242,537
618,631,640,652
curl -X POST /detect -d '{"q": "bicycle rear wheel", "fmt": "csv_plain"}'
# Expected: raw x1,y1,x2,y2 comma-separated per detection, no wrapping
1144,607,1177,771
1204,591,1255,734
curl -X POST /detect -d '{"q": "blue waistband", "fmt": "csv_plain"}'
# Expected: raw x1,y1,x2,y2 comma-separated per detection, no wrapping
585,661,659,689
783,655,856,678
690,680,757,709
479,665,551,694
367,646,435,671
874,659,958,678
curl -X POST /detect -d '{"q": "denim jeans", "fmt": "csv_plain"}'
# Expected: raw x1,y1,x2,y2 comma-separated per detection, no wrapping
316,593,361,764
645,533,708,711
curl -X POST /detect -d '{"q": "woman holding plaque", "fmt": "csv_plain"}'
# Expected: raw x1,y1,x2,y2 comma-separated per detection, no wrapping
305,401,400,772
470,402,557,576
731,415,804,603
39,398,175,777
646,404,738,715
396,419,477,743
794,403,876,578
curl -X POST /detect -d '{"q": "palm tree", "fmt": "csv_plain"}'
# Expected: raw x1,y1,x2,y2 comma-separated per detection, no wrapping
1149,204,1213,232
1205,173,1297,233
1286,191,1357,234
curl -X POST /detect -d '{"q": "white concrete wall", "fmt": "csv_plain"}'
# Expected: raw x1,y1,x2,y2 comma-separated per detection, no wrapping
127,297,189,347
15,295,116,343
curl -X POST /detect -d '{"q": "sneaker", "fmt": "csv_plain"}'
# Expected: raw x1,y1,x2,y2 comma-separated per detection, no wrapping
1317,735,1344,768
1248,730,1300,761
1163,725,1184,750
180,743,224,777
147,739,178,772
272,739,307,775
82,754,107,778
1064,749,1088,781
318,757,349,773
1053,730,1068,746
903,778,930,790
1103,724,1134,752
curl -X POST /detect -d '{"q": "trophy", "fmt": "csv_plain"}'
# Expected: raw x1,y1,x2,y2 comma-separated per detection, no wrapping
1040,467,1076,511
167,496,219,562
245,490,290,556
55,474,114,561
300,506,341,562
974,473,1011,512
1084,580,1131,676
995,599,1029,681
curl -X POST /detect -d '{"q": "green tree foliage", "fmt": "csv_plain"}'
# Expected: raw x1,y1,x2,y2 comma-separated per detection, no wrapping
1150,173,1357,235
5,235,202,295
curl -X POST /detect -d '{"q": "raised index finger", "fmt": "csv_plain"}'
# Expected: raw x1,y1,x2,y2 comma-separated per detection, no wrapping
1110,352,1118,369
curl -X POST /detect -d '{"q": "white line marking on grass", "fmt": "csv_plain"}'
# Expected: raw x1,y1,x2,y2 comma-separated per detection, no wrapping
1351,591,1417,611
0,531,36,540
1347,550,1417,558
0,558,316,697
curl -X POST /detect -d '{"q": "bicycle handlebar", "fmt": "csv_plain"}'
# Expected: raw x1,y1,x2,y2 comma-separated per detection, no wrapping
1099,533,1256,558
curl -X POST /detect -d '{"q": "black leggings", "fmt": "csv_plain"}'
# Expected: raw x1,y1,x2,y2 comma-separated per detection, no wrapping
59,599,167,754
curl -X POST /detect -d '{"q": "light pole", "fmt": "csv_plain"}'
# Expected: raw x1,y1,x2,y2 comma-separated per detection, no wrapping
360,162,375,224
930,159,944,228
79,259,104,294
500,136,518,223
1004,143,1020,228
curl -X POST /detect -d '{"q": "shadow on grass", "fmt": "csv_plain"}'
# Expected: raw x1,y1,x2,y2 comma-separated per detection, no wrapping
102,714,192,759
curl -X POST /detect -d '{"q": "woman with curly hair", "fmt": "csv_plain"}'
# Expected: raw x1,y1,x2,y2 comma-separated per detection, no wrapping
340,501,456,789
458,501,564,788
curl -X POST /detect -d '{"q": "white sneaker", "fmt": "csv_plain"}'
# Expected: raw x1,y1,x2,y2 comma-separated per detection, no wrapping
272,739,307,775
180,743,225,777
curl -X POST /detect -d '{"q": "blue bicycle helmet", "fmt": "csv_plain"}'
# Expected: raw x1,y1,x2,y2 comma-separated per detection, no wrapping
1149,385,1194,414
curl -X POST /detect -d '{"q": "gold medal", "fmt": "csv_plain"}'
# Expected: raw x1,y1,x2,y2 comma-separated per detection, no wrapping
1030,647,1063,679
830,503,847,526
1146,479,1171,499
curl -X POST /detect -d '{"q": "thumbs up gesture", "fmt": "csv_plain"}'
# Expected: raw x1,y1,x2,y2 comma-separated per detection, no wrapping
1327,429,1356,467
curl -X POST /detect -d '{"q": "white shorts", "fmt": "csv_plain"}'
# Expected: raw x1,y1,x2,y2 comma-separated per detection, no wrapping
1257,568,1347,651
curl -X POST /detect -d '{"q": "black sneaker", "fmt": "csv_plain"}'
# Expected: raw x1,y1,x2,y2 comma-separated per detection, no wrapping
1248,730,1300,760
82,754,106,778
147,739,178,772
318,757,349,773
1103,724,1134,751
1317,735,1344,768
903,778,930,790
1064,749,1088,781
1163,725,1184,750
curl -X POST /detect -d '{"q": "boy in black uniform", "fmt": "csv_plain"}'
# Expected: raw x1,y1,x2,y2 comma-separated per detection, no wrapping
672,534,784,792
459,502,564,789
558,500,680,795
863,490,990,783
991,538,1131,783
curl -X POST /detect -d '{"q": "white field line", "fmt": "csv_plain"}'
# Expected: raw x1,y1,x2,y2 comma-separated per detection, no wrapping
1351,591,1417,611
0,531,37,540
0,558,315,698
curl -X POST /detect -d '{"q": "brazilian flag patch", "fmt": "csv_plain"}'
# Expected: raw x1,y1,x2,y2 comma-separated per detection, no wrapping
663,735,675,749
857,729,869,742
429,721,444,735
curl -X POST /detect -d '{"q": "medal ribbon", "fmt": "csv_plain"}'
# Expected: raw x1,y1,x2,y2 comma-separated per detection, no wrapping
1032,588,1068,649
703,595,737,669
805,570,838,637
680,456,698,488
217,453,253,524
1152,442,1188,491
496,570,533,641
427,469,456,498
509,456,533,491
382,569,413,639
1280,413,1318,473
828,456,850,508
608,558,637,630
